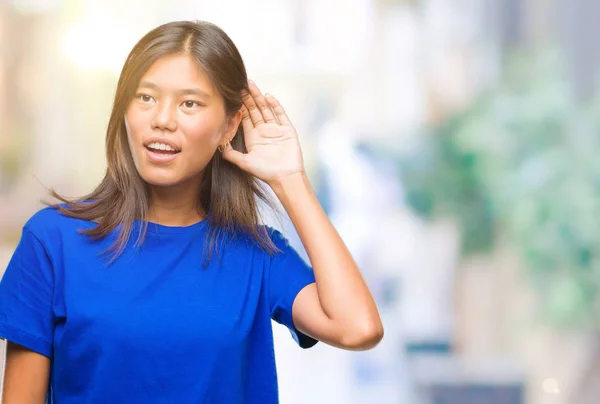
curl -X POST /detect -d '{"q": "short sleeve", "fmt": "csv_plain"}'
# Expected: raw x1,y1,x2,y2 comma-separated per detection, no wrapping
267,228,318,349
0,227,54,358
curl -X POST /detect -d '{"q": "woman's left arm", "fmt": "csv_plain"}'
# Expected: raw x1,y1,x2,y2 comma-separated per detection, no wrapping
222,80,383,351
271,173,384,351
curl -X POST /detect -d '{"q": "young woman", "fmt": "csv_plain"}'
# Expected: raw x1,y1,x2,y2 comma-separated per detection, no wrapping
0,20,383,403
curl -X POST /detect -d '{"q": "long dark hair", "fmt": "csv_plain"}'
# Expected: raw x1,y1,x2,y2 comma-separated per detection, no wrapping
45,20,279,266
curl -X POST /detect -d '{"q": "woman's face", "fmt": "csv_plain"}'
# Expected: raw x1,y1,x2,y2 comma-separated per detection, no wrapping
125,53,239,188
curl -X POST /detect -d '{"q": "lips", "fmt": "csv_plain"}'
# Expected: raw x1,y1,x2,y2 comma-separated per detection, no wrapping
144,145,179,154
142,137,181,152
145,147,180,164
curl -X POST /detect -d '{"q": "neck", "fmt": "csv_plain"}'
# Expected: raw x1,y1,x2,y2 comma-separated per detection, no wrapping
147,179,206,227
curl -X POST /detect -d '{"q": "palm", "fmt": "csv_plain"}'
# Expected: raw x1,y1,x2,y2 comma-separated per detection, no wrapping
222,81,305,185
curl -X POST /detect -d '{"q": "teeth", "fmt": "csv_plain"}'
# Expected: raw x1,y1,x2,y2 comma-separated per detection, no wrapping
147,142,177,152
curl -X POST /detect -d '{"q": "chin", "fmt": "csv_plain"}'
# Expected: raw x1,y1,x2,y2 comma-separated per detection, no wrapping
143,178,179,187
138,169,182,187
139,167,203,189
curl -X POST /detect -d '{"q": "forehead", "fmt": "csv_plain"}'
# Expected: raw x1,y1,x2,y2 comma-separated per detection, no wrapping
138,53,215,95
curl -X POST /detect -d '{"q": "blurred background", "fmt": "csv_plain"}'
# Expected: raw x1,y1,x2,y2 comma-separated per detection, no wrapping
1,0,600,403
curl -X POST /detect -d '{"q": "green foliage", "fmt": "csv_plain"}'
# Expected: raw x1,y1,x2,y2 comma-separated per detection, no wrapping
401,52,600,329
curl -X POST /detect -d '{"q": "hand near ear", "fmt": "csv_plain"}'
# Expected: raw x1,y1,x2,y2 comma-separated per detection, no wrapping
220,81,305,187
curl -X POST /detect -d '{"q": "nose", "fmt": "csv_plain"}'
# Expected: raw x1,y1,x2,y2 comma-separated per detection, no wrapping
151,101,177,132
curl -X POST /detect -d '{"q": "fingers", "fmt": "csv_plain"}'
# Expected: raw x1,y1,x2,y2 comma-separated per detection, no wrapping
248,81,277,124
242,81,268,126
242,80,285,127
265,94,291,126
221,144,249,171
240,105,254,135
241,88,263,126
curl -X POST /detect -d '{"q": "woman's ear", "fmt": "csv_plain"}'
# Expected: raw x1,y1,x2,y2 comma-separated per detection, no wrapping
221,109,243,144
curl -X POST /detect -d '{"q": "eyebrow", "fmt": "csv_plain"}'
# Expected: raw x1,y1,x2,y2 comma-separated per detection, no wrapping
138,81,212,98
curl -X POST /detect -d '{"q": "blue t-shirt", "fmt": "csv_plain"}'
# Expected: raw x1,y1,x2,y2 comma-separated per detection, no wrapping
0,206,317,403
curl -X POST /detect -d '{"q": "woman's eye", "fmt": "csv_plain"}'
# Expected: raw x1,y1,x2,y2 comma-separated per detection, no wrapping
183,101,201,108
137,94,154,103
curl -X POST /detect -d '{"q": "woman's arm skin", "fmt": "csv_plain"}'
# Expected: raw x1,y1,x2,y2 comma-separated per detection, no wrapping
223,81,384,350
272,173,384,350
2,341,50,403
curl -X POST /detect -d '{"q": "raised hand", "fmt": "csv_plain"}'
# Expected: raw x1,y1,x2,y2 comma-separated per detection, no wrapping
221,80,305,187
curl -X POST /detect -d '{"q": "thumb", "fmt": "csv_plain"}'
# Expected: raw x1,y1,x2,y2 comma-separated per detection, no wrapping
221,146,249,171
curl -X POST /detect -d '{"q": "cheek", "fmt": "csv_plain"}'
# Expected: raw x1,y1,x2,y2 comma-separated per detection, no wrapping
180,117,223,151
124,115,134,149
124,113,146,166
124,115,133,141
124,111,145,140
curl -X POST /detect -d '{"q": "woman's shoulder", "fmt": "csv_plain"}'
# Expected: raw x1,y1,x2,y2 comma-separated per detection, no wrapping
261,225,291,247
23,204,91,240
227,224,287,255
251,224,296,256
25,204,65,227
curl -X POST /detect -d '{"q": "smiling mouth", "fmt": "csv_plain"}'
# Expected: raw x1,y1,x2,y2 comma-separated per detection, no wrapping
144,146,180,155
